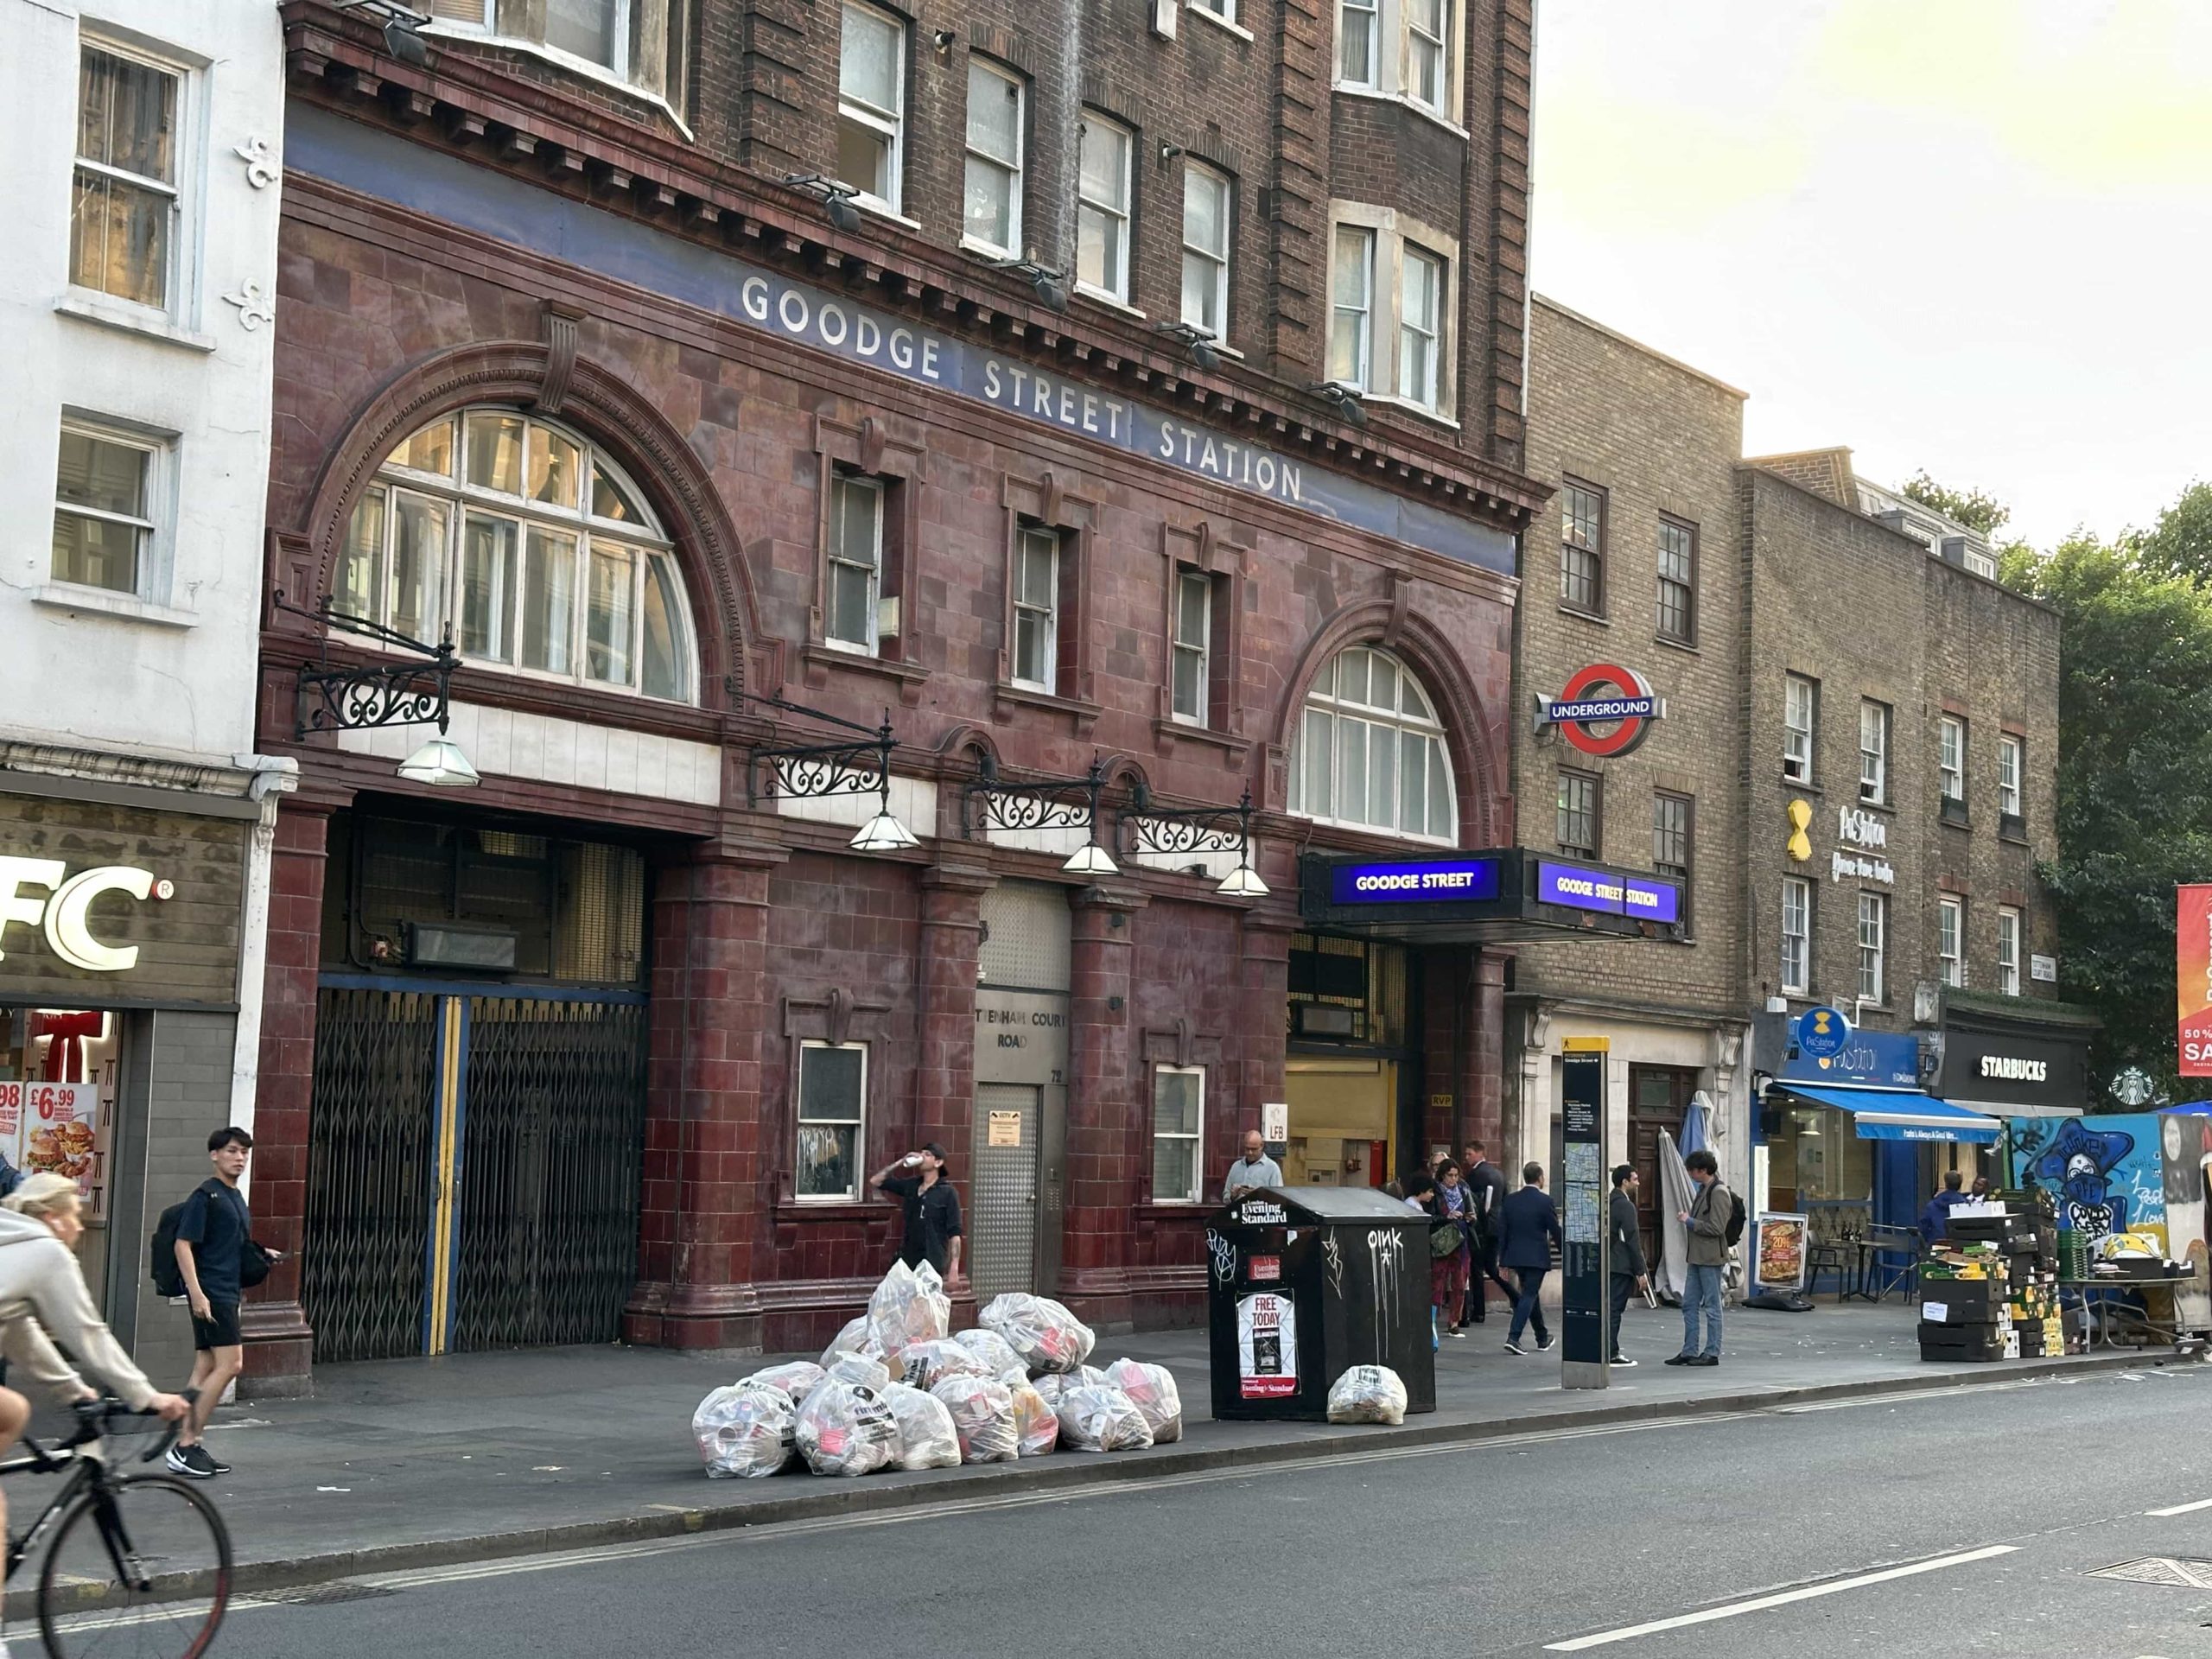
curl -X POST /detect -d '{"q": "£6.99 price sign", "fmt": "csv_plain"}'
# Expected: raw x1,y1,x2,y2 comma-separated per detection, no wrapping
0,1082,101,1205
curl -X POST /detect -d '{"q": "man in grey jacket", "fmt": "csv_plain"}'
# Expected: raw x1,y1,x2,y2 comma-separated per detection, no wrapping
1607,1166,1649,1366
1669,1148,1731,1366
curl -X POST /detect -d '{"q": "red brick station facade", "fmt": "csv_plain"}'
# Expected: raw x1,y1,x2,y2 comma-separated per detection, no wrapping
244,5,1548,1389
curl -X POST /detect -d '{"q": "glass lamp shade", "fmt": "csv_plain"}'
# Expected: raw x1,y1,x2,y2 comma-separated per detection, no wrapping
397,736,481,788
849,810,921,853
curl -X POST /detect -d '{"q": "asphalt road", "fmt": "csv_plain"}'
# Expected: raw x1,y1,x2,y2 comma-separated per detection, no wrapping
84,1363,2212,1659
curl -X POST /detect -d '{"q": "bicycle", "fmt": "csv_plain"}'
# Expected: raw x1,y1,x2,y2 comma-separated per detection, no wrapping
0,1391,231,1658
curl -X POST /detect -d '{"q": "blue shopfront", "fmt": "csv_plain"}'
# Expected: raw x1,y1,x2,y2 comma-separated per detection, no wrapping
1755,1018,2000,1255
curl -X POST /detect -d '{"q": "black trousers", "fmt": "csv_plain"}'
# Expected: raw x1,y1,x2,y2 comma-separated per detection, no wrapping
1465,1240,1514,1323
1609,1274,1636,1359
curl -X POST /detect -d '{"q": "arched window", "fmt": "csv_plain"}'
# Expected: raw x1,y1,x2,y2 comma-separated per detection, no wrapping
1290,645,1456,842
338,409,698,704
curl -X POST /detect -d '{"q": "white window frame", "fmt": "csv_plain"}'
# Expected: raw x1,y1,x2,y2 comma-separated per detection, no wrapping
1998,734,2023,820
419,2,682,106
1011,524,1059,692
343,409,700,703
71,35,193,321
1397,242,1445,412
1179,162,1233,340
1329,225,1376,391
1783,674,1816,782
1152,1065,1205,1205
543,0,632,79
1170,566,1212,725
1997,907,2022,996
796,1039,868,1202
1188,0,1240,25
1290,645,1459,843
836,0,906,213
1859,700,1889,806
1327,207,1456,417
1858,892,1886,1006
1338,0,1380,86
1940,715,1966,804
1076,112,1135,306
50,416,167,601
1939,895,1964,988
1405,0,1449,113
962,57,1024,259
1781,876,1810,996
825,472,885,656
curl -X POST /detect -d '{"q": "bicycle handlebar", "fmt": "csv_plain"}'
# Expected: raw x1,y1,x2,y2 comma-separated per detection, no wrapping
60,1387,200,1465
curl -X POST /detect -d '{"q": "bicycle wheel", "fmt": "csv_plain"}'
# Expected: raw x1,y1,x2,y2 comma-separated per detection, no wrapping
35,1473,231,1659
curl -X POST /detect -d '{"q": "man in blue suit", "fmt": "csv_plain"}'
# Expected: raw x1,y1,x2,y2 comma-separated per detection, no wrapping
1497,1161,1563,1355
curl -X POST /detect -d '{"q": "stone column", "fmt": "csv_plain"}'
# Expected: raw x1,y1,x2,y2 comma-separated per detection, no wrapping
1236,914,1294,1151
1470,947,1508,1150
626,839,784,1351
238,800,332,1396
1058,884,1144,1326
914,864,991,1309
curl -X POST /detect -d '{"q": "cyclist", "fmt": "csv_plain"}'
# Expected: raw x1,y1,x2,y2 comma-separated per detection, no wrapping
0,1173,188,1653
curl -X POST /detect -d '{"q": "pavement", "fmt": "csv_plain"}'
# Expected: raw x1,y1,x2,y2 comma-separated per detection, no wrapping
97,1296,2197,1601
166,1359,2212,1658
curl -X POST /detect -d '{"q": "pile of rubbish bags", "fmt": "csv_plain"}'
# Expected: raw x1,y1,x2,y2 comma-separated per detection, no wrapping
690,1262,1185,1478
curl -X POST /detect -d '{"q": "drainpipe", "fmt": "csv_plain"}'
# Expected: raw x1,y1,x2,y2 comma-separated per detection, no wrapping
226,753,301,1170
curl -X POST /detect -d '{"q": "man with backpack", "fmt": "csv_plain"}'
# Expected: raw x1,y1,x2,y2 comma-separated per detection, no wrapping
1460,1141,1511,1325
1669,1148,1736,1367
156,1127,262,1478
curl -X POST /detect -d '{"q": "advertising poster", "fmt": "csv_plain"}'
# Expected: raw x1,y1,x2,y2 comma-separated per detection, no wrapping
0,1082,101,1208
1754,1212,1810,1291
1236,1292,1298,1398
2180,885,2212,1077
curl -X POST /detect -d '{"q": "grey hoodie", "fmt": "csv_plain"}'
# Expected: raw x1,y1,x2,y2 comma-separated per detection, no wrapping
0,1209,156,1409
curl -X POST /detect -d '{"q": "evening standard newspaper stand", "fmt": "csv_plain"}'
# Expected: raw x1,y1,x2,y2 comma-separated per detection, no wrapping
1205,1188,1435,1421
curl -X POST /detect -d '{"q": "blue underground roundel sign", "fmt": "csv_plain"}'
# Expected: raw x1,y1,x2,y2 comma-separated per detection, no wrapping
1546,664,1660,759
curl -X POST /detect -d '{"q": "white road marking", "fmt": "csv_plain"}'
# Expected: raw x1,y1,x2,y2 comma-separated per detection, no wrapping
2145,1497,2212,1517
1541,1545,2021,1651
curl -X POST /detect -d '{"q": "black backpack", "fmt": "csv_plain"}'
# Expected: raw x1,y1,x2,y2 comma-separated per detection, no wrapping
1724,1188,1749,1249
149,1194,191,1299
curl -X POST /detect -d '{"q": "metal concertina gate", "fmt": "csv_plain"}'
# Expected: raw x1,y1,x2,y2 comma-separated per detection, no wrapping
302,977,650,1363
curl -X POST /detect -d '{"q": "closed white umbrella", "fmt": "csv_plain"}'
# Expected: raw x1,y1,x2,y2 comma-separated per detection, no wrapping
1656,1128,1693,1306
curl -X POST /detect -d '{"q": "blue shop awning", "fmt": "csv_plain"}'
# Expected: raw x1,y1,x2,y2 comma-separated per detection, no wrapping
1778,1084,2001,1145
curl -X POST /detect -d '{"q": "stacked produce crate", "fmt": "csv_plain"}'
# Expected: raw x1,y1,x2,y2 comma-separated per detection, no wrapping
1919,1194,2061,1363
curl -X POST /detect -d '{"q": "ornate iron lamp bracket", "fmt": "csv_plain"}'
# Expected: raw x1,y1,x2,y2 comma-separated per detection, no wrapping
1117,785,1255,861
277,591,461,740
963,754,1109,841
743,696,897,808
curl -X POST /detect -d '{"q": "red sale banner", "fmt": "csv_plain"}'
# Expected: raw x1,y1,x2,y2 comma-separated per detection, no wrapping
2180,885,2212,1076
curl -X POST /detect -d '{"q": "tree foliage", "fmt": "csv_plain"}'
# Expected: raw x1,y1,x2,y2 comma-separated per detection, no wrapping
1901,471,2012,537
2003,517,2212,1102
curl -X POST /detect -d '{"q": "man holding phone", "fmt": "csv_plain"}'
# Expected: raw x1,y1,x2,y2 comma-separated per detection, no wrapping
872,1144,964,1289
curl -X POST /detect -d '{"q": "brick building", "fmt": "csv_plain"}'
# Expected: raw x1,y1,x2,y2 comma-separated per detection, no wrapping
244,0,1553,1387
1739,449,2089,1236
1509,299,1751,1271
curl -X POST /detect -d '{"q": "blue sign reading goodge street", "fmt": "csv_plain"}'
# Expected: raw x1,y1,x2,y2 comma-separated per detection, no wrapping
1535,861,1681,925
1330,856,1504,906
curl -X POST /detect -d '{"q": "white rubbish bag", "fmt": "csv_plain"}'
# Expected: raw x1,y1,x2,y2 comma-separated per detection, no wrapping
741,1360,826,1401
980,1293,1096,1376
868,1261,951,1360
1007,1379,1059,1457
820,1314,883,1370
1325,1364,1408,1426
950,1327,1028,1384
899,1338,988,1391
1053,1381,1154,1452
931,1375,1019,1464
1104,1358,1183,1445
823,1351,892,1392
794,1379,902,1477
882,1382,963,1471
691,1382,798,1479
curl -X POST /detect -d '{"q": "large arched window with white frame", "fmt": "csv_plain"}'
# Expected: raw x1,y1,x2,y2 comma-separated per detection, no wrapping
338,408,699,704
1289,645,1457,842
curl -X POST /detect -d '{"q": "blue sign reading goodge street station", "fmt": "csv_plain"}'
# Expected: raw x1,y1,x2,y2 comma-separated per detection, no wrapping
289,109,1518,578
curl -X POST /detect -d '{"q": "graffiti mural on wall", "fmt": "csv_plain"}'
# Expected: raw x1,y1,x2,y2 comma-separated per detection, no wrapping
2007,1114,2165,1249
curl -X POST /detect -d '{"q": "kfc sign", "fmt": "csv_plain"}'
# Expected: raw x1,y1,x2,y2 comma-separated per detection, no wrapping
0,857,173,973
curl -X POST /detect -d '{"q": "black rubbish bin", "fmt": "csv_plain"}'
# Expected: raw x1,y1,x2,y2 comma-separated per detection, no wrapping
1205,1186,1437,1421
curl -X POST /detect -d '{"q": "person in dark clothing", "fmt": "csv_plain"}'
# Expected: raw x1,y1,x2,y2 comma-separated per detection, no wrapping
872,1144,965,1287
1497,1162,1563,1355
171,1126,256,1479
1920,1168,1971,1245
1608,1165,1650,1367
1460,1141,1513,1325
